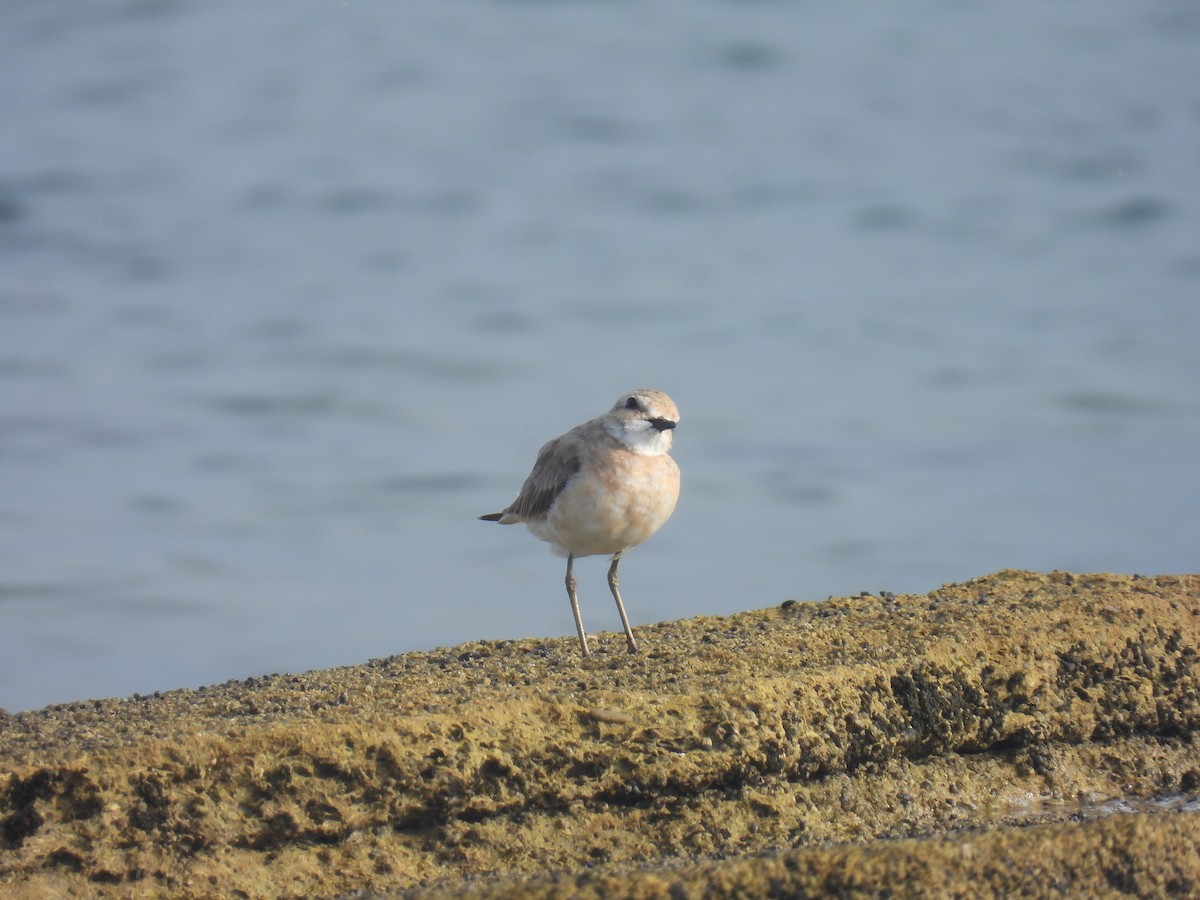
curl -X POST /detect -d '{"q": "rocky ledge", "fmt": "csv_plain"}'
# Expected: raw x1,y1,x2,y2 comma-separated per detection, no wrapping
1,570,1198,898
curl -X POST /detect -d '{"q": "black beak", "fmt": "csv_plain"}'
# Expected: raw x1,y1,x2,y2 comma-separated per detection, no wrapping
649,418,677,432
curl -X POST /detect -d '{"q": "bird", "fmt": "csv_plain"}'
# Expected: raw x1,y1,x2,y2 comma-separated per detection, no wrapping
479,389,681,657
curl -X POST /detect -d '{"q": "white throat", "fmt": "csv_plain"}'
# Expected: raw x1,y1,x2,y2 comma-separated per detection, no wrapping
605,419,673,456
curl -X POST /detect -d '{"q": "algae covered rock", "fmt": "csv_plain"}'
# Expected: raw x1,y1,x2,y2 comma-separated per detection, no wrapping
2,571,1198,898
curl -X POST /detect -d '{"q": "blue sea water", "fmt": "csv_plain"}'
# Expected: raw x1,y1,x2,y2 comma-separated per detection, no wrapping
1,0,1198,711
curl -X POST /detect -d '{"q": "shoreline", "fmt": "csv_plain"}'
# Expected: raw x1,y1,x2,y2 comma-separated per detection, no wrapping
2,570,1198,897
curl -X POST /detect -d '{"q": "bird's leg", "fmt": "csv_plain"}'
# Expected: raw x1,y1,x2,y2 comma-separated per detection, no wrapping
565,553,590,657
607,553,639,654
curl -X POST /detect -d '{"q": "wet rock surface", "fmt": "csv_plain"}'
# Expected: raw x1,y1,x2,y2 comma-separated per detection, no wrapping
1,570,1198,898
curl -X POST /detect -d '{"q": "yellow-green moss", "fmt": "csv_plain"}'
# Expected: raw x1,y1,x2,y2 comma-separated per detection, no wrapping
2,571,1198,898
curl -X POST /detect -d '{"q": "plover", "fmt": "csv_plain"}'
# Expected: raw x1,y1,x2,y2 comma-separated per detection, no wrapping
480,389,681,657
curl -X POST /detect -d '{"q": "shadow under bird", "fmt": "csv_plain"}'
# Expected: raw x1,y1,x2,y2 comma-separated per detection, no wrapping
479,389,681,657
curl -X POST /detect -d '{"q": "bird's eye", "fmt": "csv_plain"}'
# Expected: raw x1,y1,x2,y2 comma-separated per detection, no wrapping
624,397,641,411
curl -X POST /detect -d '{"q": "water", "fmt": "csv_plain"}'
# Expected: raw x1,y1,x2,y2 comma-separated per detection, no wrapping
2,0,1198,712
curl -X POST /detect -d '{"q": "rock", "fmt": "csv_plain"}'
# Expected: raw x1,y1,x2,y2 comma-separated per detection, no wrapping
1,570,1198,898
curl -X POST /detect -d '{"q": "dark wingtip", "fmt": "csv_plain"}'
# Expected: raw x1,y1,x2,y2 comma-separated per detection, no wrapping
479,512,503,522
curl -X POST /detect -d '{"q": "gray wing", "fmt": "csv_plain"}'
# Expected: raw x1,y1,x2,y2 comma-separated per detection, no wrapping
508,433,582,521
